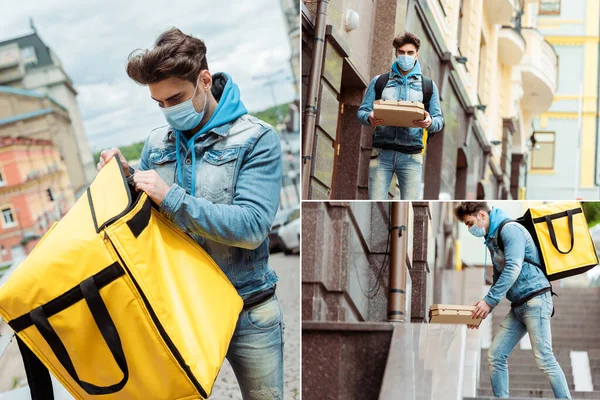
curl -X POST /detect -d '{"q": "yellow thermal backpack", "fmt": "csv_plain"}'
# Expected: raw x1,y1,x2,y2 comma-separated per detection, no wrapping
0,158,243,399
497,201,598,281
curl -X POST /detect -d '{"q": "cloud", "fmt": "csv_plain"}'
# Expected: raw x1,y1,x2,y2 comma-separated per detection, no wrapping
0,0,297,151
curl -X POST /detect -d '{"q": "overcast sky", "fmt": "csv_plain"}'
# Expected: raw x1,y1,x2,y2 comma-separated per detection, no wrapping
0,0,296,151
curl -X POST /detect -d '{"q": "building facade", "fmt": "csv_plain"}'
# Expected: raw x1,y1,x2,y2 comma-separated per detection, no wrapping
0,28,95,188
528,0,600,199
302,0,558,200
0,86,88,193
0,136,74,268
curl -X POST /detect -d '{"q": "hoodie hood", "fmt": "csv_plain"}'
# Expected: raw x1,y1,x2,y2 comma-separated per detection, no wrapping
391,59,422,80
174,72,248,196
485,207,511,242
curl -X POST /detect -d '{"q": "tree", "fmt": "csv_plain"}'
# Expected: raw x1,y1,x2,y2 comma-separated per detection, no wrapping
582,202,600,228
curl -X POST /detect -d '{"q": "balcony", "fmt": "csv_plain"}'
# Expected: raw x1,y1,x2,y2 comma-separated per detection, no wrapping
520,28,558,114
498,26,526,66
484,0,515,25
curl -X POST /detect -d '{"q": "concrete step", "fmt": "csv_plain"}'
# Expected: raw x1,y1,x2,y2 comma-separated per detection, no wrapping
479,364,578,376
478,382,576,391
479,371,575,385
475,388,600,399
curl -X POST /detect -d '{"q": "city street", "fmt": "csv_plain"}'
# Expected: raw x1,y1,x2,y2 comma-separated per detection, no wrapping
212,253,300,399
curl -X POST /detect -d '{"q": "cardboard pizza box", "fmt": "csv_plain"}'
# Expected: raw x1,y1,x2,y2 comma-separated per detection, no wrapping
429,304,483,326
373,100,425,128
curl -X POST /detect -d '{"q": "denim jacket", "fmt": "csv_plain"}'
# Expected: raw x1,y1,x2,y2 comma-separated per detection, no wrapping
136,74,282,301
483,208,550,309
357,60,444,151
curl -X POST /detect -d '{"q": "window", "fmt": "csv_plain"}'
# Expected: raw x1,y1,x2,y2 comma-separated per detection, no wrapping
21,46,38,67
539,0,560,15
530,132,556,170
2,207,17,228
0,169,5,186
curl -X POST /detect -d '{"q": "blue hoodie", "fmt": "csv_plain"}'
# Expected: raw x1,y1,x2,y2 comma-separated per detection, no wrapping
174,72,247,196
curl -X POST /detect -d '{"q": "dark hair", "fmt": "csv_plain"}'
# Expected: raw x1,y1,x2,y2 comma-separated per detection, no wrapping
454,202,490,221
393,32,421,51
126,28,209,85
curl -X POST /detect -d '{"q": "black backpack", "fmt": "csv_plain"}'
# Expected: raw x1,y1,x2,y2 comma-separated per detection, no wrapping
374,73,436,142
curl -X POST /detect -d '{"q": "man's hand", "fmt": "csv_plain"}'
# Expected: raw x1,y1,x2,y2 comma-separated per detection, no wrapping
413,111,432,129
132,170,171,205
98,147,130,177
472,299,491,320
368,111,385,127
467,324,480,330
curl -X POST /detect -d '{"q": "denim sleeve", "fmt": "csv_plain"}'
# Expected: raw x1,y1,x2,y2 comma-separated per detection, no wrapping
427,81,444,133
357,76,378,126
159,127,282,250
483,224,525,308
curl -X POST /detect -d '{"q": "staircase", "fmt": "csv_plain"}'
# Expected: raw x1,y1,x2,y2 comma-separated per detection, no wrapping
466,287,600,399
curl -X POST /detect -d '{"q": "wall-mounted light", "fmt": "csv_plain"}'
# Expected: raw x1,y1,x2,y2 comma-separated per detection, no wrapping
455,56,468,64
528,133,541,150
475,104,487,112
345,9,360,32
490,140,502,146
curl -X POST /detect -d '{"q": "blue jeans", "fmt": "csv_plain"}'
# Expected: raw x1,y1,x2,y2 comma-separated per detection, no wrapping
487,292,570,399
226,295,285,399
368,149,423,200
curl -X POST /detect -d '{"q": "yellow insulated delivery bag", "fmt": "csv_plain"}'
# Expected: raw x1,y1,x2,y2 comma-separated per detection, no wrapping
0,158,243,399
497,201,598,281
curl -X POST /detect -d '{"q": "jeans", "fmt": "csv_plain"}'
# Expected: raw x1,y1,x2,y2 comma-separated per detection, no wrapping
368,149,423,200
226,295,285,399
487,292,570,399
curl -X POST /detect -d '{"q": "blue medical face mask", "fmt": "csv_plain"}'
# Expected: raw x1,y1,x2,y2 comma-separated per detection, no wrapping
469,215,486,238
396,54,415,71
160,80,207,131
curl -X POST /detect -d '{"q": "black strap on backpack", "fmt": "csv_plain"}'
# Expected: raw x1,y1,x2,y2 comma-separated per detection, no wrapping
16,335,55,399
496,220,557,317
374,73,435,142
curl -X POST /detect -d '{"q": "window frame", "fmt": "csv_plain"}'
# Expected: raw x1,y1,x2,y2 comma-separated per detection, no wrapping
539,0,561,15
530,131,556,170
1,205,17,229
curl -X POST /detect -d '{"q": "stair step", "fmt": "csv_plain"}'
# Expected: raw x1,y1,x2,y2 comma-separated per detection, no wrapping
476,388,600,399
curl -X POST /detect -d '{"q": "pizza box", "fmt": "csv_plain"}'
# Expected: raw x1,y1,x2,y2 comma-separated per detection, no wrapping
373,100,425,128
429,304,483,326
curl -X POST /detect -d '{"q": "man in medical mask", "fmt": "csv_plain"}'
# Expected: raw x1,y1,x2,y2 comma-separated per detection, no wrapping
97,28,284,399
454,202,570,399
357,32,444,200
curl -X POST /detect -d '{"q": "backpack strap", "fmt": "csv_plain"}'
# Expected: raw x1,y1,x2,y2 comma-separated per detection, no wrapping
374,73,389,101
16,335,55,399
422,76,433,113
497,219,542,268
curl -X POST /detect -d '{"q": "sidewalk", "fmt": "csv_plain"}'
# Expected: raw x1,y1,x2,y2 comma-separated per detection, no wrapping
211,253,300,399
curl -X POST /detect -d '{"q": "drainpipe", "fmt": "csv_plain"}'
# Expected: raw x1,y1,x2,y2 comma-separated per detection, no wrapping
301,0,329,200
388,202,407,322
